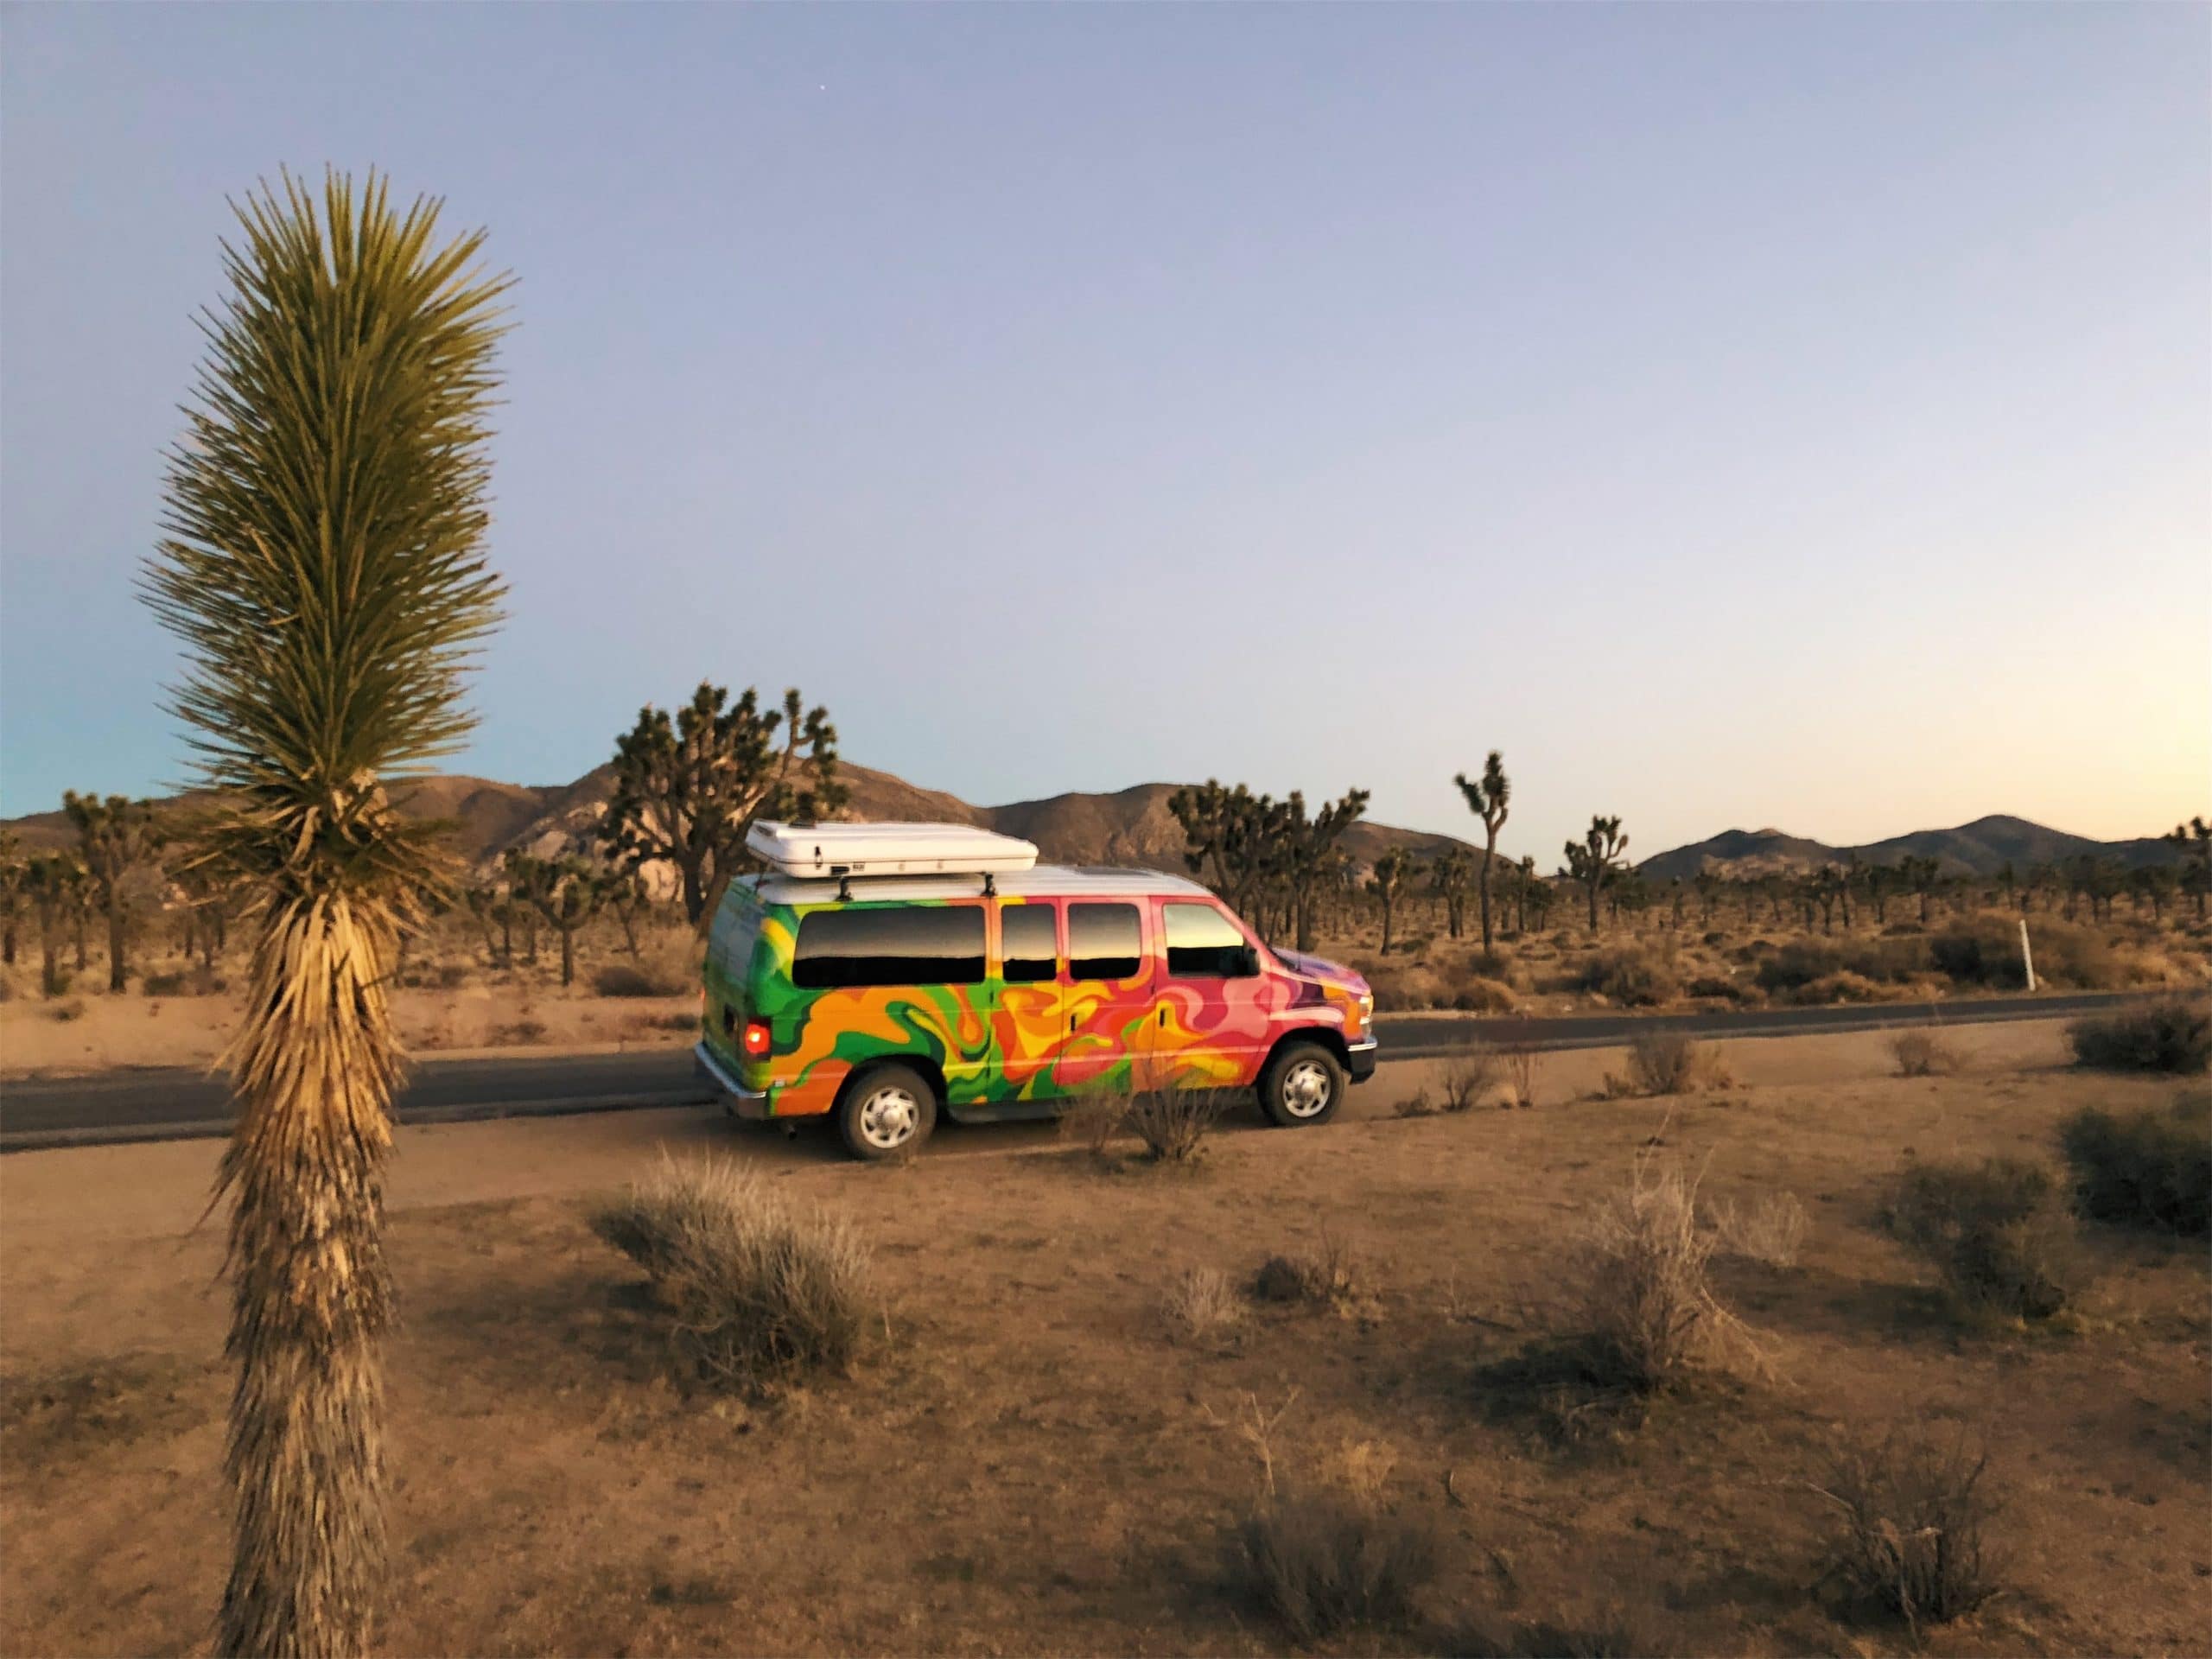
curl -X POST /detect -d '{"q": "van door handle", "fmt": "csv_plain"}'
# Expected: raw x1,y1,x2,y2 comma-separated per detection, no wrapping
1158,1007,1166,1028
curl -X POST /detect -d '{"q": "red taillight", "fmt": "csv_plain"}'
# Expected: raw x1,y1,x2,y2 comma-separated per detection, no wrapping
741,1018,772,1058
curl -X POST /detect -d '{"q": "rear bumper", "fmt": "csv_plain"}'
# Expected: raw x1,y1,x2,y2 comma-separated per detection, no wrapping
694,1041,771,1121
1346,1037,1378,1084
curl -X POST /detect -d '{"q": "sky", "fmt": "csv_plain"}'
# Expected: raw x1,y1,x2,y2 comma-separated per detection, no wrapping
3,3,2207,865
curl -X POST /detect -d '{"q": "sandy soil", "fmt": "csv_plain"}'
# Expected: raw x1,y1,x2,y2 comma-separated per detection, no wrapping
3,1020,2206,1656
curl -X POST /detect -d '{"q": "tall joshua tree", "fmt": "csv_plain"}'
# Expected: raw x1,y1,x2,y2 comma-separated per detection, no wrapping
1368,846,1416,955
1280,788,1369,952
526,857,607,987
63,791,165,992
2168,817,2211,919
0,830,23,968
1428,846,1474,939
143,170,507,1657
1563,815,1628,932
601,682,843,930
1452,751,1510,952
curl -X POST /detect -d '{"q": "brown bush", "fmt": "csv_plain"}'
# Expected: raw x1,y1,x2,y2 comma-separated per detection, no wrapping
1122,1082,1221,1163
1707,1190,1808,1268
594,958,689,997
1574,944,1679,1007
1560,1159,1761,1390
1251,1233,1361,1313
1810,1427,2003,1630
1884,1157,2083,1320
592,1154,874,1394
1438,1043,1503,1113
1160,1267,1246,1349
1889,1026,1960,1077
1606,1031,1730,1097
2058,1091,2210,1235
2067,998,2211,1076
1231,1446,1438,1642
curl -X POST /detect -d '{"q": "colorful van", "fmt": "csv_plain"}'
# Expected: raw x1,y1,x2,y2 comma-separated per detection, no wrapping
694,822,1376,1159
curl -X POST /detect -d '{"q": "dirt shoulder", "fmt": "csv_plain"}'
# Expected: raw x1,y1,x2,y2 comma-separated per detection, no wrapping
3,1020,2205,1657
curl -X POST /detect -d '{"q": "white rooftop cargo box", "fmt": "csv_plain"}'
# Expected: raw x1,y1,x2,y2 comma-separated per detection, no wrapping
746,820,1040,879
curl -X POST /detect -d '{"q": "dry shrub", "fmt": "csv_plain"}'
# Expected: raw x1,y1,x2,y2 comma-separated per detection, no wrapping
1230,1434,1438,1641
1497,1027,1543,1109
1161,1267,1247,1349
1757,937,1926,994
1789,970,1902,1006
1439,1042,1503,1113
1608,1031,1729,1097
1574,944,1679,1007
1392,1087,1437,1119
1708,1189,1808,1268
2066,997,2211,1076
1058,1093,1126,1157
1684,972,1758,1005
2058,1090,2210,1235
1251,1232,1361,1313
1885,1157,2082,1320
593,957,688,998
1561,1158,1761,1390
48,997,86,1023
1452,1604,1675,1657
592,1153,874,1393
1122,1082,1221,1163
141,965,226,997
1810,1427,2002,1630
1889,1026,1958,1077
1933,913,2131,991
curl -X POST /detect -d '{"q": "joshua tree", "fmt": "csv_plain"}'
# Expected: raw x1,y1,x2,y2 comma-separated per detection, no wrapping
62,791,165,992
1863,861,1897,925
143,170,507,1657
1427,846,1474,939
0,830,23,967
2129,862,2177,924
1897,855,1943,924
603,871,653,960
1808,867,1845,933
527,858,607,987
1368,847,1416,955
1452,751,1511,952
1563,815,1628,931
1169,780,1280,919
2168,817,2211,919
22,854,82,996
461,882,505,965
502,849,549,963
601,682,843,930
1279,788,1370,952
1691,870,1721,927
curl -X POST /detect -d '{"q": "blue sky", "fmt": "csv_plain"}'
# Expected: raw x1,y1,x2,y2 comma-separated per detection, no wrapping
3,3,2206,861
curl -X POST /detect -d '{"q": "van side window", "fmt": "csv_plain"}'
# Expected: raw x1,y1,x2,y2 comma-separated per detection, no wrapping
999,903,1058,983
792,905,986,989
1067,903,1142,980
1165,903,1255,978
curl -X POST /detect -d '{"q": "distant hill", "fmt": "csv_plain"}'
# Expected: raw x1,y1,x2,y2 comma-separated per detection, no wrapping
1637,814,2181,881
3,768,2179,884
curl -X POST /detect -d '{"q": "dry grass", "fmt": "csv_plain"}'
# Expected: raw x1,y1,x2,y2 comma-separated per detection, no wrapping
1056,1093,1126,1157
1707,1189,1809,1268
1809,1427,2003,1631
591,1153,875,1394
1160,1267,1247,1349
1391,1086,1437,1119
1884,1157,2083,1321
1560,1156,1764,1390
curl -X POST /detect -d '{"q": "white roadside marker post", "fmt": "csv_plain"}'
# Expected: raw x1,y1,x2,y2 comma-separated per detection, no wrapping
2019,918,2037,993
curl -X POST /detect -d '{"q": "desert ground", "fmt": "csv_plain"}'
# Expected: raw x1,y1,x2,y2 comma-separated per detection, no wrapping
4,1020,2206,1656
3,899,2205,1078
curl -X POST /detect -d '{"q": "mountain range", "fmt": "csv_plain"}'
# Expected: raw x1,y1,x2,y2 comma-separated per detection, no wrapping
0,766,2185,881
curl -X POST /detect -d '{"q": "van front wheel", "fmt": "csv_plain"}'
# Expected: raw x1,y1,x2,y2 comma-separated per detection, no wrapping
836,1063,938,1161
1258,1041,1345,1128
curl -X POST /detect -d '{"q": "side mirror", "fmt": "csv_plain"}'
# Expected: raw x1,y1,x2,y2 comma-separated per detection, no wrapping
1237,944,1262,978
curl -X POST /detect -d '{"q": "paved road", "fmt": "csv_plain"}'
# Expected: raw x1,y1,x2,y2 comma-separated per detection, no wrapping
0,989,2166,1153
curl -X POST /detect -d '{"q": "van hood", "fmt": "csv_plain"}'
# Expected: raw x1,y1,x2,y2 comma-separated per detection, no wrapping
1272,947,1369,997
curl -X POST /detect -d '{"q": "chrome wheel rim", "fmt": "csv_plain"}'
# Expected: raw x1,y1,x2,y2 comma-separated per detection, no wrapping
858,1084,921,1149
1281,1059,1332,1119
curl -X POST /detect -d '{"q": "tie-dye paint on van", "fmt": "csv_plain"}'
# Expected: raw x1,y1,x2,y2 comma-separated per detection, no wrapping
694,865,1375,1156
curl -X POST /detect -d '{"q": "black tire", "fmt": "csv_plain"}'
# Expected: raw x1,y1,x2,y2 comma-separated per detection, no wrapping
836,1062,939,1161
1257,1039,1347,1128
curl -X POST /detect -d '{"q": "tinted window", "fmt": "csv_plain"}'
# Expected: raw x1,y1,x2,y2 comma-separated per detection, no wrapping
1166,903,1255,978
792,905,986,989
1000,903,1058,983
1068,903,1142,980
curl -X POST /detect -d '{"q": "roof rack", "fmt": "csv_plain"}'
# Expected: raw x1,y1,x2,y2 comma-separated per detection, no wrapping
745,821,1041,887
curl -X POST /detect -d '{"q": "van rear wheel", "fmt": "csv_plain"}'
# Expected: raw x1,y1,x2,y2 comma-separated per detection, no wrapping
1258,1040,1346,1128
836,1063,938,1161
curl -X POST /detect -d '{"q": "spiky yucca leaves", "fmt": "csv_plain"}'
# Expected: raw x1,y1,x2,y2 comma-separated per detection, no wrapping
142,170,506,1659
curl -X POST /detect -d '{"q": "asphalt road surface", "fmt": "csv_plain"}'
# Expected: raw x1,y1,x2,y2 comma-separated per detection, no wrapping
0,989,2167,1153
